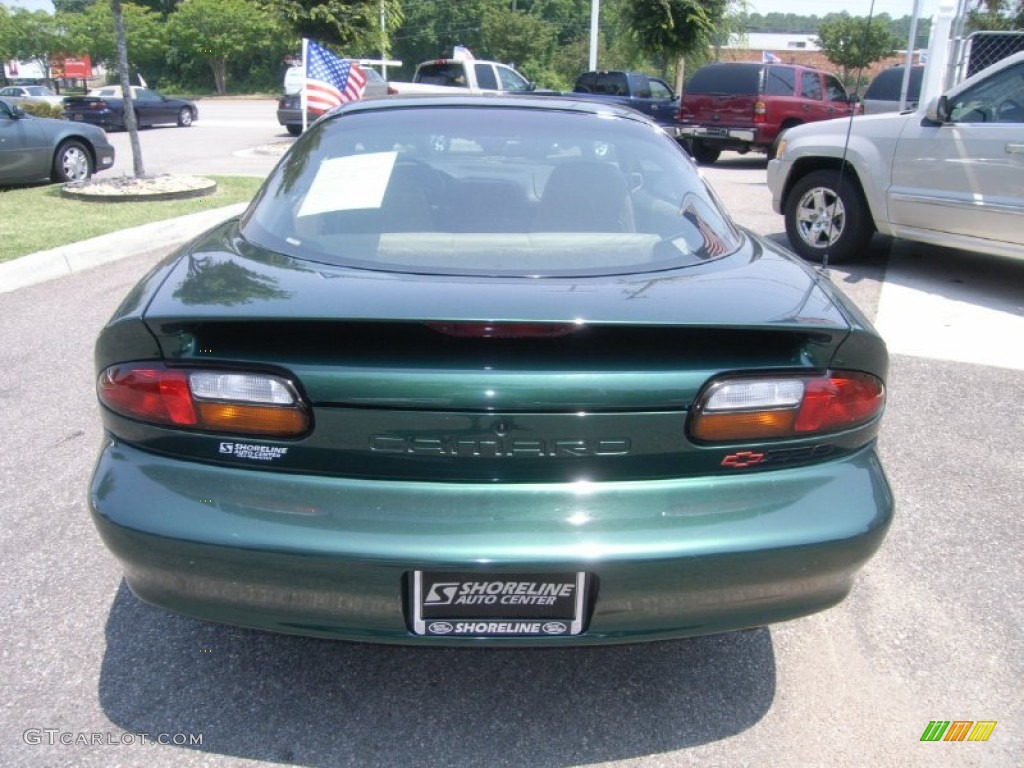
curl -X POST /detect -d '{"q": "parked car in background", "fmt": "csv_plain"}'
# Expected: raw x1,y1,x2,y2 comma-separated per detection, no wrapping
63,87,197,130
676,61,857,164
90,94,892,647
862,65,924,114
0,97,114,183
557,70,681,130
277,67,388,136
0,84,65,108
768,51,1024,263
387,57,534,95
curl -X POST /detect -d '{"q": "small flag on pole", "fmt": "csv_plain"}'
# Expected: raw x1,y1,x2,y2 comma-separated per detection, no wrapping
304,39,368,115
762,51,781,63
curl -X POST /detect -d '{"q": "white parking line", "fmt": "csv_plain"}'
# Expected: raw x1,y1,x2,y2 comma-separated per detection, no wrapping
874,246,1024,371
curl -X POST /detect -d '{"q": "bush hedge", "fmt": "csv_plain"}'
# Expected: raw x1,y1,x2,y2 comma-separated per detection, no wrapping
19,102,66,119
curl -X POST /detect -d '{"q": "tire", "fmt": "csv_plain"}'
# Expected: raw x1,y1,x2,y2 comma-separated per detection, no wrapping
689,139,721,165
783,169,873,263
286,124,302,136
52,139,93,183
177,107,193,127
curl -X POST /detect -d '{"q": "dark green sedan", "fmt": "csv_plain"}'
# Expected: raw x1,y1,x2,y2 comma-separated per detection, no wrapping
90,95,892,645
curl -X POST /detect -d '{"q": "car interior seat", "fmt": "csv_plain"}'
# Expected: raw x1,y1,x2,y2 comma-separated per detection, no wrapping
532,162,636,233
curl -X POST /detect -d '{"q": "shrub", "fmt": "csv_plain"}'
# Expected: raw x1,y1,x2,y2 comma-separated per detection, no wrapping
20,102,65,119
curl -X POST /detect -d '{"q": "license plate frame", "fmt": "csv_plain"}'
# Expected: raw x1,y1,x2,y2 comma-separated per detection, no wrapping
411,571,588,637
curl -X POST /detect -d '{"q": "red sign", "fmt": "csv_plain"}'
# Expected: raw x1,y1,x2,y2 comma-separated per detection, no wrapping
50,54,92,79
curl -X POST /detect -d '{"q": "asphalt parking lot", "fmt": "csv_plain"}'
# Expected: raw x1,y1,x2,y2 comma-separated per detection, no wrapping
0,103,1020,767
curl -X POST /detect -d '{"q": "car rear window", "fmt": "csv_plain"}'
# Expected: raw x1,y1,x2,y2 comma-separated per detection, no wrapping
685,64,762,95
865,67,923,101
416,63,466,86
241,105,742,277
574,71,632,95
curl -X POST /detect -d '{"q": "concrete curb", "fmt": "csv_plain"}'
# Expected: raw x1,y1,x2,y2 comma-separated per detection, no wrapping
0,203,248,295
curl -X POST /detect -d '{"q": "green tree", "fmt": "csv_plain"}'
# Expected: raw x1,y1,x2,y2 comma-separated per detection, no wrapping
815,13,897,83
391,0,496,78
480,7,557,82
623,0,728,76
0,7,13,68
60,1,165,74
4,8,62,80
165,0,282,94
53,1,99,13
967,0,1024,30
258,0,399,50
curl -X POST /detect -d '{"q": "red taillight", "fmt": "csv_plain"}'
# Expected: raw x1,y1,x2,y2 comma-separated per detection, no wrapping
98,363,309,437
425,322,583,339
753,100,767,124
99,367,197,426
792,374,886,433
689,371,884,442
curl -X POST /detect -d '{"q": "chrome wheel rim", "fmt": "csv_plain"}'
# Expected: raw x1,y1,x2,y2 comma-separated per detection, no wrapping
61,146,89,181
180,109,192,126
794,186,845,249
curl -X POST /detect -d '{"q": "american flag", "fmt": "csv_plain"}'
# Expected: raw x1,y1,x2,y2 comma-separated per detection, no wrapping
304,40,367,114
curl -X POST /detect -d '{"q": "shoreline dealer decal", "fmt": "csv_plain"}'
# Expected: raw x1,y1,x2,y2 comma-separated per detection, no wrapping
219,443,289,462
412,572,588,636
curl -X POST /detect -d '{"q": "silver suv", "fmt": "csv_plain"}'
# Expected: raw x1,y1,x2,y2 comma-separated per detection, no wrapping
768,51,1024,263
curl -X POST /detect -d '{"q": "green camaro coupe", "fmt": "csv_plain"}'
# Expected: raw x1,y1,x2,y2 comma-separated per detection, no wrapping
90,95,892,645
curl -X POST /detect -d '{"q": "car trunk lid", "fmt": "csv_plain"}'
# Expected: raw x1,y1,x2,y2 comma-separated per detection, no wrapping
132,222,858,482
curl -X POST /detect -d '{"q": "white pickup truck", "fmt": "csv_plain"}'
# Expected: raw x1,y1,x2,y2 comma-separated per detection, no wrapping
388,58,535,95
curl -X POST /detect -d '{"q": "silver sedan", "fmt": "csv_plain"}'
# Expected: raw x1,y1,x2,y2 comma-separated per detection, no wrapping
0,97,115,184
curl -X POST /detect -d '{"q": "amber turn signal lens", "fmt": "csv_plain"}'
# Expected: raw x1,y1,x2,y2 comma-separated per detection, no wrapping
195,402,308,436
691,409,798,441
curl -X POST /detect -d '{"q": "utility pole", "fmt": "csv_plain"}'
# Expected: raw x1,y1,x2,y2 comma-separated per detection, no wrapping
589,0,599,71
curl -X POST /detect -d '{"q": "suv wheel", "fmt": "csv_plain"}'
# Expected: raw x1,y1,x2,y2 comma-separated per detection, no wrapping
688,140,721,165
784,169,873,263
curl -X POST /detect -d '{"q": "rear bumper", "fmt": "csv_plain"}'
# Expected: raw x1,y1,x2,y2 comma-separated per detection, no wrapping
276,107,300,127
67,111,120,130
90,439,893,646
677,125,760,146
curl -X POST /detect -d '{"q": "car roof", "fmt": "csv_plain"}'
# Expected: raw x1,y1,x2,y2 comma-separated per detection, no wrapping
332,93,660,123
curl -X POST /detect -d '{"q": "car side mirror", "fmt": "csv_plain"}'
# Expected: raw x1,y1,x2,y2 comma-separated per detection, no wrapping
926,95,949,124
848,93,861,104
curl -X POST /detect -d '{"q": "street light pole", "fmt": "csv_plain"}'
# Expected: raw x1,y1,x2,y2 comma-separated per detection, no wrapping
589,0,599,71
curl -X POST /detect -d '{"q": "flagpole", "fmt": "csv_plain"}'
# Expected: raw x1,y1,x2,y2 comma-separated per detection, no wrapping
301,38,309,134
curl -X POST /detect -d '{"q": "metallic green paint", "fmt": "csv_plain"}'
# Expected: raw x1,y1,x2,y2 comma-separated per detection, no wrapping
89,97,893,644
91,440,892,645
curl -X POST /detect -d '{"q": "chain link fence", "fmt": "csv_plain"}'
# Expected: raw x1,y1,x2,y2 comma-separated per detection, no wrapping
949,30,1024,85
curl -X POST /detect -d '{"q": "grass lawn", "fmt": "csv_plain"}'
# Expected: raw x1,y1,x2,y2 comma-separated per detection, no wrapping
0,176,263,263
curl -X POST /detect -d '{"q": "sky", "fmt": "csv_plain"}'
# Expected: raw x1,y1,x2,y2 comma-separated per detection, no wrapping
5,0,54,11
7,0,943,16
